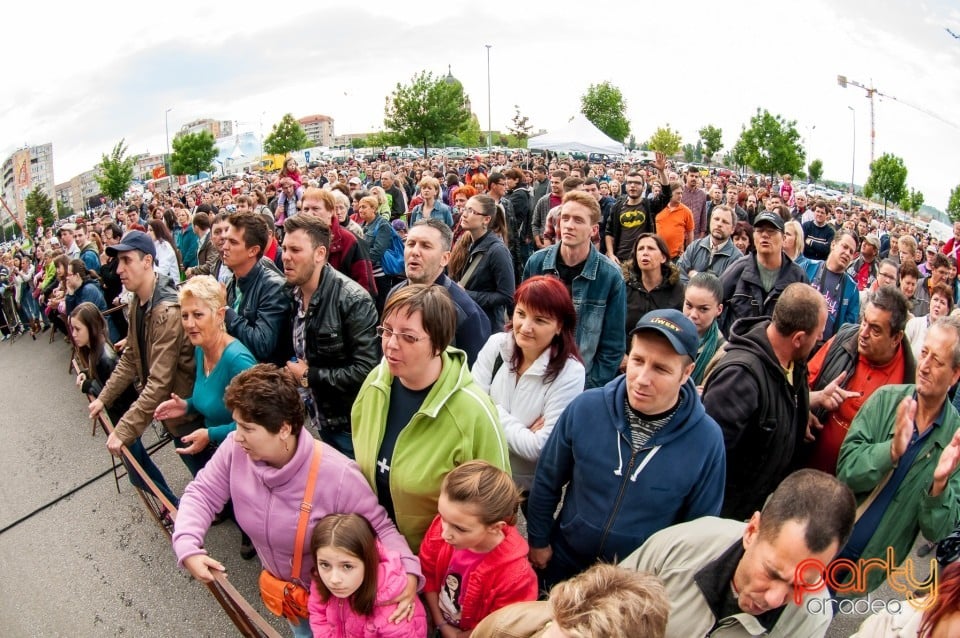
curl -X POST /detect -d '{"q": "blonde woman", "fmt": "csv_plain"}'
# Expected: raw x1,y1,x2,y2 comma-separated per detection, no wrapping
409,176,453,227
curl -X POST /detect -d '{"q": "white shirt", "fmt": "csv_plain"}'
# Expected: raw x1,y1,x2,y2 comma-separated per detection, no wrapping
154,240,180,281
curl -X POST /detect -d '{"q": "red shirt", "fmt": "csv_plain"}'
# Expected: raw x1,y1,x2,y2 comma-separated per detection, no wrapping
806,344,906,474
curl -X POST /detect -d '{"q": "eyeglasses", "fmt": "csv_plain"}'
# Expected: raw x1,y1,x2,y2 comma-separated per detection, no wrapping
376,326,425,345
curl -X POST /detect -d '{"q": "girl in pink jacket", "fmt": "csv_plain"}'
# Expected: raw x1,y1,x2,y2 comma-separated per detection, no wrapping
308,514,427,637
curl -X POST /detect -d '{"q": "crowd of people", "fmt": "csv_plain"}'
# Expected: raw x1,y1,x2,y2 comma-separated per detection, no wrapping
10,149,960,637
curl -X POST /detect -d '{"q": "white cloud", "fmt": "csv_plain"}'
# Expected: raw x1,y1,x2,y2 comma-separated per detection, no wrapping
3,0,958,208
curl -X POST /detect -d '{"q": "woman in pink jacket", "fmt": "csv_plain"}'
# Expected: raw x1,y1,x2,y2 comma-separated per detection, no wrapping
308,513,427,637
172,365,423,637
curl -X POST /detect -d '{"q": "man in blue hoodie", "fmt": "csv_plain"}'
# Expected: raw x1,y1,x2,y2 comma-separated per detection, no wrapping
526,309,727,590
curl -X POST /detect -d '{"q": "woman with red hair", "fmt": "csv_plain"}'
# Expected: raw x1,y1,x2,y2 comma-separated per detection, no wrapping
471,275,585,493
470,173,488,195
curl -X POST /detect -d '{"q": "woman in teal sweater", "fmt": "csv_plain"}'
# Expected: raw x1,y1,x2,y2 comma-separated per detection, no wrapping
155,275,257,459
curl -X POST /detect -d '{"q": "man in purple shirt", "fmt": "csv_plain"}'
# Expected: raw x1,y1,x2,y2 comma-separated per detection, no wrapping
681,167,708,239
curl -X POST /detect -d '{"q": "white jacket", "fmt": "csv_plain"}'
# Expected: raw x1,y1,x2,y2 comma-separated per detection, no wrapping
471,331,585,490
154,240,180,281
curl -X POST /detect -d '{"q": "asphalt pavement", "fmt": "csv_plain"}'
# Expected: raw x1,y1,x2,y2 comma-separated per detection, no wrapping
0,334,285,637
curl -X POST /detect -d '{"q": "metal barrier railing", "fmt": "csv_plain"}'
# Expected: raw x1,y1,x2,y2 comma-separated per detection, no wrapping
74,358,281,638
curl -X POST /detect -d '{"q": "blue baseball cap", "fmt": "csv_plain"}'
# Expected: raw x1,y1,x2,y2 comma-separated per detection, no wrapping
105,230,156,260
630,309,699,360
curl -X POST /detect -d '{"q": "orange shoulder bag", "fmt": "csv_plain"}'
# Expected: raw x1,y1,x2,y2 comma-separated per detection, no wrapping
258,440,322,621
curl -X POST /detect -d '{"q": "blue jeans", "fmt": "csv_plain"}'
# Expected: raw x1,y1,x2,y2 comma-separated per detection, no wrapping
288,616,313,638
125,437,179,507
19,291,41,322
320,428,354,459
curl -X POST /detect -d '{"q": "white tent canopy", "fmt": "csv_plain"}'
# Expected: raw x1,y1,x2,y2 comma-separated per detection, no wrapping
528,115,625,154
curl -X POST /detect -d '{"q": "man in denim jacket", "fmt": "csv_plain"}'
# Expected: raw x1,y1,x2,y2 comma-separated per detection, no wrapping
523,191,626,388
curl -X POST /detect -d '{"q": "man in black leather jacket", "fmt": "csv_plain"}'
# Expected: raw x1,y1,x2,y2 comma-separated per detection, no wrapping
281,214,379,458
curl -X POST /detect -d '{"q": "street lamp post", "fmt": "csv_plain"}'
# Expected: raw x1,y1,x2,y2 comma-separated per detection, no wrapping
847,106,855,208
165,108,173,176
485,44,492,154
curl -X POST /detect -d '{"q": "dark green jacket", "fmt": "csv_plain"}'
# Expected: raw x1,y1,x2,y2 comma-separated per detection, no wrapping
837,384,960,593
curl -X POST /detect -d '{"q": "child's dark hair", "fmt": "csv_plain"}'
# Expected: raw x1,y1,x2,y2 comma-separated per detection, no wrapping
309,514,379,617
441,461,521,526
70,302,110,382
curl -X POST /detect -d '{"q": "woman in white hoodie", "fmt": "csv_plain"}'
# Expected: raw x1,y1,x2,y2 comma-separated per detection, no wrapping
472,275,585,492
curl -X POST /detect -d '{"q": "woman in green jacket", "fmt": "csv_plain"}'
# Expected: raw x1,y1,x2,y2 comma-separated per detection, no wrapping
351,284,510,552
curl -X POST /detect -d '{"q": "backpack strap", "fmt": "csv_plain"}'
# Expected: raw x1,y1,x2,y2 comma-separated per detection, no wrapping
492,353,504,380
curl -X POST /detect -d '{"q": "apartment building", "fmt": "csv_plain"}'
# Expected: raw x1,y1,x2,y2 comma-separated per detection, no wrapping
1,143,56,226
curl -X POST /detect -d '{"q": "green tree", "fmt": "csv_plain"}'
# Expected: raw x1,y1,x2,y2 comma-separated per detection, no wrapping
731,109,805,178
458,114,483,147
56,199,74,220
647,125,682,157
263,114,310,155
948,185,960,222
899,187,924,215
507,105,532,147
627,134,637,151
912,189,924,212
682,142,704,163
808,159,824,183
384,70,471,156
366,131,398,149
580,81,630,142
170,130,217,177
25,185,55,236
863,153,908,215
350,138,366,149
698,125,723,162
96,139,135,203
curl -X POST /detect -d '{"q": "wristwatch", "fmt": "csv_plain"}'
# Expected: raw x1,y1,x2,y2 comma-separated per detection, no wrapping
300,367,309,388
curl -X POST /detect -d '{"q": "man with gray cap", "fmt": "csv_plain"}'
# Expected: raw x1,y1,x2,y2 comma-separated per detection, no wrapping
718,211,808,336
847,234,881,291
526,309,726,590
88,231,205,473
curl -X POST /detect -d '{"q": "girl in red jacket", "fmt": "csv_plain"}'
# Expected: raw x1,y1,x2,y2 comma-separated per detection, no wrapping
308,513,426,638
420,461,539,636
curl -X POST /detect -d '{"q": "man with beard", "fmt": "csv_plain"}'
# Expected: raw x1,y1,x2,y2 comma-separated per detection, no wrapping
677,205,740,283
281,214,378,457
605,153,670,264
681,166,708,239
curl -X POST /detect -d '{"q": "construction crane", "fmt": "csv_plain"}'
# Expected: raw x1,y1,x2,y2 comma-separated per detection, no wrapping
837,74,959,165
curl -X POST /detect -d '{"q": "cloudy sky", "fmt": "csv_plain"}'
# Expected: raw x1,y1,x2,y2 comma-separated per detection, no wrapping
4,0,959,209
